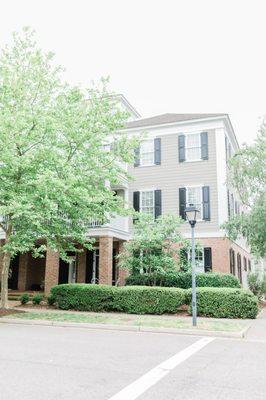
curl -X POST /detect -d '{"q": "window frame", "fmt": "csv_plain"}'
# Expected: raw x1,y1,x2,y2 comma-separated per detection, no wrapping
185,185,203,220
139,139,155,167
140,190,155,218
185,133,202,162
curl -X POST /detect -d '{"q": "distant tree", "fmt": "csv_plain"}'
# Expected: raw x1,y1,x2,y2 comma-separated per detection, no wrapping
223,124,266,257
117,213,188,284
0,28,137,308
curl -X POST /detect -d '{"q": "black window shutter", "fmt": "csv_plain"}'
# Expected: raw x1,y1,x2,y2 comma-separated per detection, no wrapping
202,186,210,220
200,132,208,160
179,187,186,220
178,135,185,162
204,248,212,272
154,138,161,165
133,191,140,212
134,147,140,167
154,190,162,219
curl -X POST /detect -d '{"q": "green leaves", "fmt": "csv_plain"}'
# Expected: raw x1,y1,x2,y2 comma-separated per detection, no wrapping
224,125,266,257
0,28,137,259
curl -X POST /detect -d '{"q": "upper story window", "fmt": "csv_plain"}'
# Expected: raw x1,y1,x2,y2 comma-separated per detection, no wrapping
133,189,162,219
178,132,208,163
186,133,201,161
140,190,154,216
187,186,203,219
140,140,154,166
134,138,161,167
179,186,210,221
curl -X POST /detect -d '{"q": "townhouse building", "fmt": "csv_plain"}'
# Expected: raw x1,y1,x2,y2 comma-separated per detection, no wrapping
0,99,253,295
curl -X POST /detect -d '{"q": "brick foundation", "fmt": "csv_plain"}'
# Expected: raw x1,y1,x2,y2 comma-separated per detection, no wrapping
99,237,113,285
44,248,59,295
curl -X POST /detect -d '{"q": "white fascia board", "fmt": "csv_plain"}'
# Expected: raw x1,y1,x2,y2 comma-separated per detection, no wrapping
215,127,228,226
121,117,226,139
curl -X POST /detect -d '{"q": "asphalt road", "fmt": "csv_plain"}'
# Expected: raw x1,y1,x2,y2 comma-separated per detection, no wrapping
0,323,265,400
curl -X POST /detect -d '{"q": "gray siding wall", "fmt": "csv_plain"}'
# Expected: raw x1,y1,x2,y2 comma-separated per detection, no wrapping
128,129,219,234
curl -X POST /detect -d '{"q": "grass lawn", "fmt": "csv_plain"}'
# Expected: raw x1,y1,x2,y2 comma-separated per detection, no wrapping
6,310,247,332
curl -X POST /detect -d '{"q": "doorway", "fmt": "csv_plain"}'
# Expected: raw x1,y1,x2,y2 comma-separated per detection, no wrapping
8,255,20,290
86,249,99,284
58,254,77,284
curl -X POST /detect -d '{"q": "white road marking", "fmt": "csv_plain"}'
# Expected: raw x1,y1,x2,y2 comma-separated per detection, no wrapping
108,337,214,400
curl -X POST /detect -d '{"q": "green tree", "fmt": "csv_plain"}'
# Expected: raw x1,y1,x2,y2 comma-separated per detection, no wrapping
224,125,266,257
117,213,188,284
0,28,137,308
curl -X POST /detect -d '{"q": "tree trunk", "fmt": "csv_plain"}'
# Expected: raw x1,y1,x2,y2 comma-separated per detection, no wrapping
1,250,11,309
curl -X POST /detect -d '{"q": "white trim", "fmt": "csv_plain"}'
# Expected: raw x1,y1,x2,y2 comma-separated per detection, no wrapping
215,127,228,226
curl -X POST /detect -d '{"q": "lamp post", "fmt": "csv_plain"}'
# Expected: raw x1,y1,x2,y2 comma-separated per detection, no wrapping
185,205,200,327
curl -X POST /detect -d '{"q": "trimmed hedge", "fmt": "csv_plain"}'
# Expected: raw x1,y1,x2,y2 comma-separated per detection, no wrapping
125,272,241,289
51,284,185,315
186,287,259,319
112,286,185,314
51,284,114,312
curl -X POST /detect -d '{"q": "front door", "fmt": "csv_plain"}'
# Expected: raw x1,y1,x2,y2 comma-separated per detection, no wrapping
59,254,77,284
8,255,20,290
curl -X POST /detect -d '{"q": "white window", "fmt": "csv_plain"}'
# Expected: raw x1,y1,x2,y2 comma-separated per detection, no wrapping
185,133,201,161
186,186,203,219
140,140,154,166
140,191,154,216
188,248,204,272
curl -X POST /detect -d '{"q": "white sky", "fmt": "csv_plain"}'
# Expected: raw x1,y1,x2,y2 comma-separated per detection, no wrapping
1,0,265,145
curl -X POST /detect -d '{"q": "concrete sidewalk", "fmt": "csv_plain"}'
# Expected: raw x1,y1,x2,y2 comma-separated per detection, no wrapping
245,307,266,341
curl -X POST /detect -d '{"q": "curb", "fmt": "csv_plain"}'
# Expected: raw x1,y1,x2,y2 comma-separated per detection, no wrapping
0,317,250,339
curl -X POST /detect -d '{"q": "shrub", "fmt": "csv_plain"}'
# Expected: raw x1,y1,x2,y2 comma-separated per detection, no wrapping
126,272,241,289
32,293,44,305
247,271,266,299
186,287,259,319
51,284,185,314
47,294,56,306
112,286,185,314
51,284,114,312
19,293,30,305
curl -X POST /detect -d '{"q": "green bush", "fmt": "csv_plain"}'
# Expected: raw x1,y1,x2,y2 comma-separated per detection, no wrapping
32,293,44,305
186,287,259,319
19,293,30,305
47,294,56,306
247,272,266,299
51,284,185,314
112,286,185,314
51,284,114,312
126,272,241,289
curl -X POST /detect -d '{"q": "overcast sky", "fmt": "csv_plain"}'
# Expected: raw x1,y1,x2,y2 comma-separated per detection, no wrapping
1,0,265,145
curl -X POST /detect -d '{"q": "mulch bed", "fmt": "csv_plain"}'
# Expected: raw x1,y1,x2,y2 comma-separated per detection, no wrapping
16,303,55,310
0,309,26,317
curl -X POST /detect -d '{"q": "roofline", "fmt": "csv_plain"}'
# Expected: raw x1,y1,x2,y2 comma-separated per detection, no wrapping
117,94,141,118
122,114,240,149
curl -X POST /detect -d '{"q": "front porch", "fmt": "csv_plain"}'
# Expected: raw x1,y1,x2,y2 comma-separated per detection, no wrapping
4,237,128,296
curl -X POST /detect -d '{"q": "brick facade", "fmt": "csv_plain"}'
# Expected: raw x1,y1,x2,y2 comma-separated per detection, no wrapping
77,249,87,283
44,248,59,295
99,236,113,285
18,253,29,291
117,241,129,286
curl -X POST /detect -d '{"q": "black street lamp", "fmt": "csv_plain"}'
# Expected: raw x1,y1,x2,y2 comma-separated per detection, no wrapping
185,205,200,327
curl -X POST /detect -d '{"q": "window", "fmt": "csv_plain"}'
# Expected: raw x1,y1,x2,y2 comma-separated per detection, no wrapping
243,257,247,271
185,133,201,161
229,249,236,275
186,186,203,219
140,140,154,166
248,259,251,272
187,248,204,272
140,191,154,217
237,253,242,284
